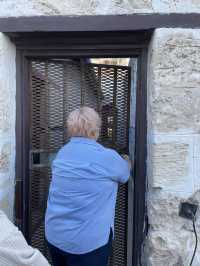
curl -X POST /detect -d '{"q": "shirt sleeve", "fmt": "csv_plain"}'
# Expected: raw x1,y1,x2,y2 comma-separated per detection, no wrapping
104,149,131,183
3,232,50,266
0,213,50,266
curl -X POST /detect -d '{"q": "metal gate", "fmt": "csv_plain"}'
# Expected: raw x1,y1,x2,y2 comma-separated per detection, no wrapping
29,59,131,265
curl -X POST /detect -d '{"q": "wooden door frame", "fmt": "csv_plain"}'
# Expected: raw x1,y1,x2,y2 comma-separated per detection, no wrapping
1,13,200,32
14,31,149,266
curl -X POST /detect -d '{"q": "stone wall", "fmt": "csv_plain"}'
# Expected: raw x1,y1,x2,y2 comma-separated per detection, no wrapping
0,0,200,17
145,28,200,266
0,0,200,264
0,33,16,220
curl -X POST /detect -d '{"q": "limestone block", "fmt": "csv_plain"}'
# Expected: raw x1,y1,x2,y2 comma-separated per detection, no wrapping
0,33,16,221
1,0,200,17
145,190,200,266
0,143,11,173
146,229,194,266
146,230,185,266
0,104,11,134
0,0,153,17
153,0,200,13
0,174,14,220
146,28,200,266
152,31,200,89
194,157,200,189
150,86,194,133
194,134,200,157
148,29,200,134
148,192,189,231
193,91,200,132
0,34,16,136
149,135,194,194
126,0,152,9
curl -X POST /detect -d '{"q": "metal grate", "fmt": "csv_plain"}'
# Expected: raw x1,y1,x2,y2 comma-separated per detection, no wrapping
29,59,131,265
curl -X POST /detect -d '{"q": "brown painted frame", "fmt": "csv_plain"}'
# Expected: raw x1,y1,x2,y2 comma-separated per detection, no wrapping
13,30,149,266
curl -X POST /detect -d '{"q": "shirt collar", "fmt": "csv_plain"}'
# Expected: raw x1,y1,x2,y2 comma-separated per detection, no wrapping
70,137,97,145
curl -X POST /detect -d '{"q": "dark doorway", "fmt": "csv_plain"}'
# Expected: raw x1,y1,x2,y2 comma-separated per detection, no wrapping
14,31,148,266
29,58,131,266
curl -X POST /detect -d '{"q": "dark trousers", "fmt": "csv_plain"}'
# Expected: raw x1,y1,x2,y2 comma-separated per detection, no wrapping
47,231,113,266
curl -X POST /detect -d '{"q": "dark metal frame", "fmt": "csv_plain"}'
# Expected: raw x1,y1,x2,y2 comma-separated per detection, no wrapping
14,31,148,266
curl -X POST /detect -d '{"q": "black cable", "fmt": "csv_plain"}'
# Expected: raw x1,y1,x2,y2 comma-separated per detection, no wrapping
189,217,198,266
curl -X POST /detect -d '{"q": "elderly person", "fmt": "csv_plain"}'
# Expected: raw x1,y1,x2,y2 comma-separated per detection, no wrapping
45,106,130,266
0,210,49,266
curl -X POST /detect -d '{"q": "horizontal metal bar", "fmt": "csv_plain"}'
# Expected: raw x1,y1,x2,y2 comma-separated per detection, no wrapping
21,50,142,58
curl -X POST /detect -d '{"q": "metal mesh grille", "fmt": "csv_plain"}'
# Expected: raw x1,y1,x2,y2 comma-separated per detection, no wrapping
29,59,131,266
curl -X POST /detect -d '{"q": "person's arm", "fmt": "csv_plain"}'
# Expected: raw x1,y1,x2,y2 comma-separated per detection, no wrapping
0,211,50,266
104,149,131,183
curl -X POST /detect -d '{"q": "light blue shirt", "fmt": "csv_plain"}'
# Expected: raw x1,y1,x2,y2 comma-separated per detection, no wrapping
45,137,130,254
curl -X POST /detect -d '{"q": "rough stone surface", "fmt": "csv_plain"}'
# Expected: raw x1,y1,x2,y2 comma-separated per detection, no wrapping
0,143,11,173
0,1,200,265
0,0,152,17
150,135,194,194
144,191,200,266
0,33,16,220
152,0,200,13
146,29,200,265
1,0,200,16
148,29,200,134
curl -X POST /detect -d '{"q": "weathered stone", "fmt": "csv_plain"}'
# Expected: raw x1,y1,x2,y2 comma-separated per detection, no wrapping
194,157,200,188
1,0,200,17
0,143,11,173
148,135,194,194
127,0,152,9
0,3,200,266
152,142,189,189
148,29,200,134
0,33,16,220
0,0,200,17
0,0,153,16
194,134,200,156
193,90,200,133
0,174,15,220
194,135,200,188
0,102,12,134
144,190,200,266
0,196,9,214
150,86,194,133
146,28,200,266
153,0,200,13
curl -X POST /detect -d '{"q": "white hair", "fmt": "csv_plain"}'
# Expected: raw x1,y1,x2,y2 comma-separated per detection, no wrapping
67,106,101,140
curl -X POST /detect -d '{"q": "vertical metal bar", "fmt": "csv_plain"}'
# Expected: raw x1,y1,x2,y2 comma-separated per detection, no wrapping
28,59,33,239
44,61,49,152
113,66,123,266
22,56,31,242
133,49,148,266
63,62,67,142
80,59,85,106
15,50,23,230
126,68,131,153
44,60,50,224
97,66,102,113
112,67,117,146
127,63,135,266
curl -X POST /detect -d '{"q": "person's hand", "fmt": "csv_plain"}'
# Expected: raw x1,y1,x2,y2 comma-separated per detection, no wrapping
121,154,132,168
